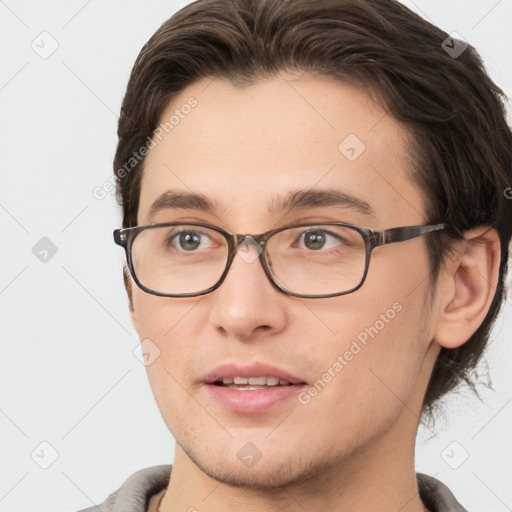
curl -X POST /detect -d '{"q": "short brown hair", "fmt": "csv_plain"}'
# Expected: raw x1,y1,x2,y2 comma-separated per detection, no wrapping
114,0,512,422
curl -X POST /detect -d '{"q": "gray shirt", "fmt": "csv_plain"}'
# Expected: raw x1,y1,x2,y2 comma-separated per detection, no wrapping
77,465,468,512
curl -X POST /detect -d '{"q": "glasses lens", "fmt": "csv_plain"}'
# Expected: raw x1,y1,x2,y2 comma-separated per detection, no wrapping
265,225,367,296
130,225,229,295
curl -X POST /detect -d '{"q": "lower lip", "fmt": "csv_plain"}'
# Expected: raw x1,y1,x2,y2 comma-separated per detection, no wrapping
205,383,307,414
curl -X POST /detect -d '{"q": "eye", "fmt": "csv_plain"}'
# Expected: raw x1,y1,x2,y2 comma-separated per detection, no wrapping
170,230,211,251
297,229,343,251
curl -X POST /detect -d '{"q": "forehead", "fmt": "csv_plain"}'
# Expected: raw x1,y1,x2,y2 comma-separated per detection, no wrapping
138,74,426,228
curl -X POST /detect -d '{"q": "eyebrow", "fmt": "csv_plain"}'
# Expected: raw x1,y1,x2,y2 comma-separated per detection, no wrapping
147,188,375,220
269,189,375,217
148,191,217,220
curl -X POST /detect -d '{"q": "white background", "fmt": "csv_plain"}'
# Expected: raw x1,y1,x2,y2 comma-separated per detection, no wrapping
1,1,511,511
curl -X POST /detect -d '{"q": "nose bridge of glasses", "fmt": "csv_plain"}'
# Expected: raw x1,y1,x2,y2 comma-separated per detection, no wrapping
231,234,265,265
233,233,264,246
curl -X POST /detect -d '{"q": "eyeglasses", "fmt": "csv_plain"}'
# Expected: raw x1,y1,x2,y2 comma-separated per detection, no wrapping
113,222,447,299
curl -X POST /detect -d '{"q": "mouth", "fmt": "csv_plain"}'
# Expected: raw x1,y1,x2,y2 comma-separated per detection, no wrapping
211,375,306,390
202,363,308,413
202,362,308,387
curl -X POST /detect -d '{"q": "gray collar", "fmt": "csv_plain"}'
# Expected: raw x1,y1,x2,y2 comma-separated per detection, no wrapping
77,465,468,512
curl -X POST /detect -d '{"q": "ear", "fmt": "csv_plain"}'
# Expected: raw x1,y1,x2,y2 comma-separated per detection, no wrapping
122,265,137,328
433,226,501,349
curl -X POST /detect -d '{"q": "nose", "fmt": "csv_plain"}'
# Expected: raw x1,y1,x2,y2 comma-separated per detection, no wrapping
208,241,288,339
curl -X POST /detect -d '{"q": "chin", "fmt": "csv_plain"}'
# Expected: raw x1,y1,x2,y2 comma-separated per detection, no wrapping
181,438,340,492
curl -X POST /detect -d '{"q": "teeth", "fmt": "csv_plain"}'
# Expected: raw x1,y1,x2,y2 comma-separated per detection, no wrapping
226,385,268,390
248,376,269,385
221,376,290,386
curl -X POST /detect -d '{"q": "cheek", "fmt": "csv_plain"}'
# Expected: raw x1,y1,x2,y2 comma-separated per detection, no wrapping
291,301,429,455
131,289,204,339
298,251,432,427
131,291,206,404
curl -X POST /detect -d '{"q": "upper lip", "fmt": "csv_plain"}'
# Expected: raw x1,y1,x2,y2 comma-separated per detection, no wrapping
202,362,307,385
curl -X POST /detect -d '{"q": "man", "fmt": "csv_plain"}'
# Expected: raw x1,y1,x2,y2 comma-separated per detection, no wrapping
82,0,511,510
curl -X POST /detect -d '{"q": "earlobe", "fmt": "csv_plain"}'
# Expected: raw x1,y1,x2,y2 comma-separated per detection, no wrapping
433,226,500,350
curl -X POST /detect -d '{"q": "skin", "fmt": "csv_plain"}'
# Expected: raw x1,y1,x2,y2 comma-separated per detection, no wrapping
127,73,500,512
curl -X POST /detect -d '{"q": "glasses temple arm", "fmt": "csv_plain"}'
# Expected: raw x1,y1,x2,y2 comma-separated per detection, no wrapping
378,223,448,246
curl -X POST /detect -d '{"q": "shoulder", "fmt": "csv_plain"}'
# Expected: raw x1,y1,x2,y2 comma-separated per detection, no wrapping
417,473,469,512
74,464,172,512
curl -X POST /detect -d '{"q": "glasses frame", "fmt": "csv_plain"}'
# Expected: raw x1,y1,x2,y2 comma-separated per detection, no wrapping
113,221,448,299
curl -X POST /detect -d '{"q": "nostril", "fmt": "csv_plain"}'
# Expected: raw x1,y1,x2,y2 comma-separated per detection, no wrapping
256,325,272,331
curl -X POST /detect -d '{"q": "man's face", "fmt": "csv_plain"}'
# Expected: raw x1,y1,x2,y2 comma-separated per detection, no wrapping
130,74,440,488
